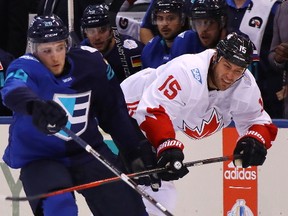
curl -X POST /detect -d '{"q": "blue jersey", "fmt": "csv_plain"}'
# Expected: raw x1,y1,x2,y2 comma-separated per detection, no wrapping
170,30,206,59
1,46,141,168
0,49,14,115
141,36,172,69
81,34,144,83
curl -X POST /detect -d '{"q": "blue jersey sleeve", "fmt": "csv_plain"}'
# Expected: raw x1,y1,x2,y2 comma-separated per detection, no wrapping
141,36,172,69
1,55,45,114
140,0,157,34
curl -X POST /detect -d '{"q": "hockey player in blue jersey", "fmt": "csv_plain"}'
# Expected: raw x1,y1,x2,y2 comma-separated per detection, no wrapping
80,3,144,83
140,0,189,69
1,14,158,216
170,0,228,58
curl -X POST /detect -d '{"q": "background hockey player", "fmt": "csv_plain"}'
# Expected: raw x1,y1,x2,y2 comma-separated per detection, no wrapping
121,32,278,215
140,0,189,69
80,3,144,83
1,14,158,216
170,0,228,58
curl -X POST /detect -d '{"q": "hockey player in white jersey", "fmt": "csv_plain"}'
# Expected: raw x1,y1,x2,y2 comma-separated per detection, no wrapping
121,32,278,215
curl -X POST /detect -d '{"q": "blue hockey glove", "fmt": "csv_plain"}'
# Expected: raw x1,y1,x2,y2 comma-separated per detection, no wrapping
233,137,267,168
157,139,189,181
28,100,68,134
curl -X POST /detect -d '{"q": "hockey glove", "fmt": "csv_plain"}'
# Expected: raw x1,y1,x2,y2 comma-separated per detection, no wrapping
233,137,267,168
28,100,68,134
124,140,161,192
157,139,189,181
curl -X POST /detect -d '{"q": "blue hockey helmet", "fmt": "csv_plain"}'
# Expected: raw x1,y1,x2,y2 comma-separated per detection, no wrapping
28,14,69,43
152,0,186,25
216,32,254,68
190,0,227,20
81,4,110,28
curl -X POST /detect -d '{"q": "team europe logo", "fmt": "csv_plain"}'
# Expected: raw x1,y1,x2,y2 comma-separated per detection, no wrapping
53,91,91,141
179,108,224,139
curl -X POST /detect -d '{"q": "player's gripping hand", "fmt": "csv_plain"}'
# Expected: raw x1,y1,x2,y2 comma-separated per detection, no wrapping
156,139,189,181
125,140,161,192
27,100,68,134
233,137,267,168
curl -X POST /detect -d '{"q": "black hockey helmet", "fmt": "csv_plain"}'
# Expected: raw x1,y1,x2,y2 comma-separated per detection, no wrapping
216,32,254,68
81,4,110,28
28,14,69,43
190,0,227,20
152,0,186,24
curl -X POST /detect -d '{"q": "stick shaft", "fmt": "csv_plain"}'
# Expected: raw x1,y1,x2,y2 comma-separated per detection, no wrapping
68,0,74,32
4,154,239,202
62,127,173,216
67,0,80,45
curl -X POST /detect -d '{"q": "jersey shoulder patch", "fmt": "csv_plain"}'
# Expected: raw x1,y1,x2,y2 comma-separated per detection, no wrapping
191,68,202,84
123,39,138,50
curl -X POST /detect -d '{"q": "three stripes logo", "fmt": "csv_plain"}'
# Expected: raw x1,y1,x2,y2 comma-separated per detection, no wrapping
127,100,140,117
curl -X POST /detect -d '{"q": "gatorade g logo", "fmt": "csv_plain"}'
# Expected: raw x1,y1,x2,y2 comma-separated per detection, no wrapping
224,161,257,180
53,91,91,141
119,17,129,29
249,17,263,29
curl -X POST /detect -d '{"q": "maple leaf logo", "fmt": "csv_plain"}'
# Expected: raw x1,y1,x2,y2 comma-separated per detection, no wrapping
180,108,224,140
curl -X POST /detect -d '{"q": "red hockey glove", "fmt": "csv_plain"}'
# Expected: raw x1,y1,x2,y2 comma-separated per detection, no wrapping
233,137,267,168
156,139,189,181
28,100,68,134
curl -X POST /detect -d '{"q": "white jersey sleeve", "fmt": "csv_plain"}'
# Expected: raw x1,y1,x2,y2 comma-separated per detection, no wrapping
229,69,277,148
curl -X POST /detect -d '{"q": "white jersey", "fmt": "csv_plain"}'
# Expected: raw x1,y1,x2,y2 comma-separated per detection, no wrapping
121,49,277,216
121,49,273,147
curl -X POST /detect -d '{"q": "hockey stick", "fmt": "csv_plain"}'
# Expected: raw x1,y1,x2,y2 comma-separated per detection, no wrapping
42,0,58,15
63,127,173,216
108,0,131,78
2,154,241,202
68,0,80,46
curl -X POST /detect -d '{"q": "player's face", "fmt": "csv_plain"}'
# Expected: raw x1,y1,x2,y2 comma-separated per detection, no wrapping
194,18,221,48
155,12,183,40
84,25,114,53
35,41,67,76
209,56,245,91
